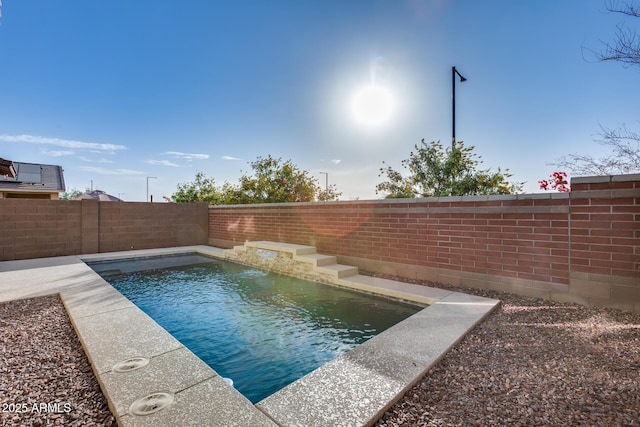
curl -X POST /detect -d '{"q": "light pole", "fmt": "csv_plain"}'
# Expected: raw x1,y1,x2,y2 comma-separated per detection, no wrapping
319,171,328,191
452,66,467,148
146,177,157,202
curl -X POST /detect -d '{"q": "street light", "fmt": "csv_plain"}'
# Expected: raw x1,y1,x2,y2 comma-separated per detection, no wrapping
146,177,157,202
319,172,328,191
452,66,467,148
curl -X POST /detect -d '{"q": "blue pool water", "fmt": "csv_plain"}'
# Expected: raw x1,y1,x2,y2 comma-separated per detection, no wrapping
89,254,421,403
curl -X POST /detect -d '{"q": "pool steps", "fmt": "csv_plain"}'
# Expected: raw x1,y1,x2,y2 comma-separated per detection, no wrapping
296,253,337,267
224,241,360,280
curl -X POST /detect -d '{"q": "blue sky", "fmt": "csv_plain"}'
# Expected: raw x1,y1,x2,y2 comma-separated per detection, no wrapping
1,0,638,201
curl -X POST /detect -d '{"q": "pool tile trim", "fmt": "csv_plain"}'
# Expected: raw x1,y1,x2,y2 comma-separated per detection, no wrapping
0,245,499,427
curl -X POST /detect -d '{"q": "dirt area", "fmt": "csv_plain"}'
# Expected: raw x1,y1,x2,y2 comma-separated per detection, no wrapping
374,278,640,427
0,295,116,427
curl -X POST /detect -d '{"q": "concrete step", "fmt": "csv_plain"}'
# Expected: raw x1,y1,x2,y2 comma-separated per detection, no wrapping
295,253,337,267
316,264,359,279
245,241,317,256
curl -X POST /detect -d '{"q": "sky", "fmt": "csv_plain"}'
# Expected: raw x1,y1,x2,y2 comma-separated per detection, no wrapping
0,0,638,202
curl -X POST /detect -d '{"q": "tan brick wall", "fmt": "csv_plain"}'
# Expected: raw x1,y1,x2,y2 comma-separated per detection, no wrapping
0,199,82,260
209,174,640,312
0,200,209,260
98,201,209,252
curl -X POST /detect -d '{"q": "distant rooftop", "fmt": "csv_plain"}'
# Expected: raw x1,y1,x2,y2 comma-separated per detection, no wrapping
74,190,122,201
0,159,66,193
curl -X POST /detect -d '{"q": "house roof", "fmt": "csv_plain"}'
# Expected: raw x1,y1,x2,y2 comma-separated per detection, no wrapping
74,190,122,201
0,160,66,193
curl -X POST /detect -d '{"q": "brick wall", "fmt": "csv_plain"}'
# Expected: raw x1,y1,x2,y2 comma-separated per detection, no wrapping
0,199,82,260
97,201,209,252
0,200,209,261
569,175,639,308
209,174,640,312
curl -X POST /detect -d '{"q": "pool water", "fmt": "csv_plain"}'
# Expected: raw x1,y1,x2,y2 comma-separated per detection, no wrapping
89,254,421,403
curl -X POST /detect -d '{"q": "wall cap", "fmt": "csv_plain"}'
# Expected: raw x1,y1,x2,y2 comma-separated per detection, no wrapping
208,192,570,209
571,173,640,184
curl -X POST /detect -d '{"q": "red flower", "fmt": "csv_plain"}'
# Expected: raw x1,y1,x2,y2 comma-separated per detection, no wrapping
540,172,570,192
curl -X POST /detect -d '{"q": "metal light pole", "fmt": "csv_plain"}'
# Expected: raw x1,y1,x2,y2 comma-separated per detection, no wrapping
146,177,157,202
452,66,467,148
319,172,328,191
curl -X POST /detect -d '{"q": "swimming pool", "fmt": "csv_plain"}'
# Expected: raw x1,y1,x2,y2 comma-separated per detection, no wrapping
89,254,421,403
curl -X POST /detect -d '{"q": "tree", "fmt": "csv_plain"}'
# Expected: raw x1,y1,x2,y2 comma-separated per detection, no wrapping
596,0,640,68
231,155,340,203
376,140,521,198
171,172,226,203
317,188,342,202
559,1,640,175
551,123,640,175
59,188,84,200
171,155,341,204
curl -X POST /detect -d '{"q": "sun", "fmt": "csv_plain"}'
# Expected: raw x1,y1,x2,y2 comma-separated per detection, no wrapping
351,84,395,128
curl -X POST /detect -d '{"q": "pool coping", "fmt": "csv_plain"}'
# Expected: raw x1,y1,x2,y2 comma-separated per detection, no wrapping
0,245,500,427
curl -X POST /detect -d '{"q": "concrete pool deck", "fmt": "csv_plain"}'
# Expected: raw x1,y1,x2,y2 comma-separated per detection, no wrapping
0,244,500,427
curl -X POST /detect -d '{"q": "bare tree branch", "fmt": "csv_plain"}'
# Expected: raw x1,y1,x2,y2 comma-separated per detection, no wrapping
598,1,640,68
606,0,640,17
550,123,640,176
563,2,640,176
599,122,640,142
599,24,640,67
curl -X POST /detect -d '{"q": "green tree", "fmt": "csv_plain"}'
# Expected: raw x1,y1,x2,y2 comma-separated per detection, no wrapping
59,188,84,200
316,187,342,202
171,156,341,204
376,140,521,198
171,172,226,203
230,155,340,203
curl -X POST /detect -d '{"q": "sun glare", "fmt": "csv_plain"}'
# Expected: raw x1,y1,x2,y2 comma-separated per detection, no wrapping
351,84,395,128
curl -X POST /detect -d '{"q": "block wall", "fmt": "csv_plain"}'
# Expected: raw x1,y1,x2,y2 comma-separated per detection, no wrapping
0,199,83,260
98,202,209,252
0,200,209,261
209,174,640,311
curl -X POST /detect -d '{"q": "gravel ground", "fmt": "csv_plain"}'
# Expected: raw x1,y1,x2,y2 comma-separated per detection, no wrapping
0,295,117,427
1,283,639,427
374,277,640,427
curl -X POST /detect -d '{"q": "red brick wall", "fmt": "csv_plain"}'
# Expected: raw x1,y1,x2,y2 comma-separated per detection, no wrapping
209,174,640,311
0,200,209,261
568,175,640,306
